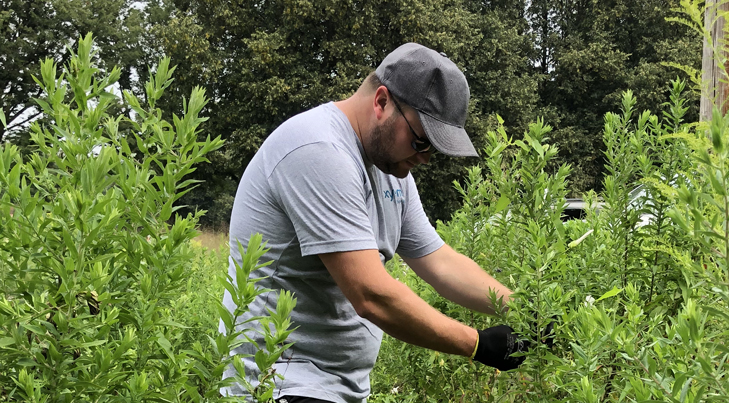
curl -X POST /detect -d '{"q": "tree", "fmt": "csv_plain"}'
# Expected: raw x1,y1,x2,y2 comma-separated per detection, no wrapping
0,0,153,143
526,0,701,192
414,0,542,222
1,0,67,140
155,0,542,225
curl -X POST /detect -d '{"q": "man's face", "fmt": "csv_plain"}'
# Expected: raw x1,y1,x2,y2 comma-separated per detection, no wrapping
365,104,432,178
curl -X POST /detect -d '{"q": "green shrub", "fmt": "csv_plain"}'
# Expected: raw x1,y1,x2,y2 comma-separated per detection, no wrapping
371,79,728,402
0,34,295,402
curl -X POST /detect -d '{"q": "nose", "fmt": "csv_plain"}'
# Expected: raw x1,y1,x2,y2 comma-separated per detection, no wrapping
415,151,432,165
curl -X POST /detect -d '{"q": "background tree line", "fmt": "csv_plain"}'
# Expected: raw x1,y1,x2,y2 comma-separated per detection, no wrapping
0,0,701,227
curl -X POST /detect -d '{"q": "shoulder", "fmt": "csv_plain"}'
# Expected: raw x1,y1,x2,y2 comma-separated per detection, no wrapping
271,142,362,179
259,103,363,177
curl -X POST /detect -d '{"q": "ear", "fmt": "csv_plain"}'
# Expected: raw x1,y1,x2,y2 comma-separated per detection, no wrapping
373,86,390,121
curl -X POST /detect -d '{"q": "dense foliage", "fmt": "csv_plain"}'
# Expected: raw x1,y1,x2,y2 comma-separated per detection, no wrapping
1,0,701,226
65,77,728,403
152,0,701,225
369,81,728,402
0,35,295,402
1,2,726,402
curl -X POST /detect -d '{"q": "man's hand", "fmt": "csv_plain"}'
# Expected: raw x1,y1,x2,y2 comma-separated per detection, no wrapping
473,321,555,371
473,325,530,371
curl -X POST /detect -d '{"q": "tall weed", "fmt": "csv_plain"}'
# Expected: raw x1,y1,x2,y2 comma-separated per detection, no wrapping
0,34,294,402
371,79,728,402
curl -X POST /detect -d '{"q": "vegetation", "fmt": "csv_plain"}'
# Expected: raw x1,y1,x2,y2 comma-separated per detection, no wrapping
1,0,701,226
370,80,728,402
0,35,295,401
1,1,727,402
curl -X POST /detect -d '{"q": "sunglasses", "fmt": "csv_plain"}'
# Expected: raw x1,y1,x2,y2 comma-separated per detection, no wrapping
390,96,433,153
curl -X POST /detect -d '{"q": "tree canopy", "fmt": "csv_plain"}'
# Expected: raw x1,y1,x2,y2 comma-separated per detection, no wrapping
527,0,701,191
1,0,702,226
0,0,152,143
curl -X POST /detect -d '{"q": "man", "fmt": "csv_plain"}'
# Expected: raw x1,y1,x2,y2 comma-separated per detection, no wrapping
222,43,535,403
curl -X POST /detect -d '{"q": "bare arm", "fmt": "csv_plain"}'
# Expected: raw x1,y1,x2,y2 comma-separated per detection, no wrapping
402,244,512,315
319,249,477,357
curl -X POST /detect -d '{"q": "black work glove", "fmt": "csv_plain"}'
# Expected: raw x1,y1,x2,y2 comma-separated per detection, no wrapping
473,320,555,371
473,325,530,371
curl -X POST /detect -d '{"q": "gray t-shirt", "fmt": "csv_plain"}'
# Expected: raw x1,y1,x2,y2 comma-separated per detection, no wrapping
221,102,444,402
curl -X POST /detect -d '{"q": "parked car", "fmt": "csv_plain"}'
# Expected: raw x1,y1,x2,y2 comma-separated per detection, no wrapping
561,185,655,226
562,198,594,221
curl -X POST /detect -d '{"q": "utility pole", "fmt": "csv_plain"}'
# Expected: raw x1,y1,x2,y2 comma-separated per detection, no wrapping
701,0,729,121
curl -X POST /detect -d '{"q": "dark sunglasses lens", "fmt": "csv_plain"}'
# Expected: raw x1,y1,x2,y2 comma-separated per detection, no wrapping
413,140,432,153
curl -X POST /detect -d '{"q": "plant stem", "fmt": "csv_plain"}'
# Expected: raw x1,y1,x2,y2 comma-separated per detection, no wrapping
648,204,666,303
632,355,677,402
724,176,729,283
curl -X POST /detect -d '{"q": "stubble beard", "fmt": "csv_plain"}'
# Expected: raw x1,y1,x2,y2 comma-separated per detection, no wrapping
366,114,409,178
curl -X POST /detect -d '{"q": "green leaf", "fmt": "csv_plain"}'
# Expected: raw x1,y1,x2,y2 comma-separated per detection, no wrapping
710,105,725,154
156,334,176,364
494,194,510,214
7,162,21,198
17,358,36,367
679,376,693,402
155,319,189,329
160,197,174,222
704,306,729,321
596,286,623,302
60,339,107,348
24,324,47,335
254,349,268,371
0,337,15,348
526,134,545,157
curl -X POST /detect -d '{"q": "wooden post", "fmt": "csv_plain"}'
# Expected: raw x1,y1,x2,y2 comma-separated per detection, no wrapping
701,0,729,121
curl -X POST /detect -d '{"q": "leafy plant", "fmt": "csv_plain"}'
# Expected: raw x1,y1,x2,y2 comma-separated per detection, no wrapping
371,78,728,402
0,33,295,402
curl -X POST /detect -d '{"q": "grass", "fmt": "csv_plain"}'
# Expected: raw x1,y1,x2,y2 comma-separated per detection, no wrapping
172,230,230,348
194,228,228,252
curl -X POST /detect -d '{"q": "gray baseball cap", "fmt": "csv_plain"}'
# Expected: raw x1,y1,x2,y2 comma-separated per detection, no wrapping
375,43,478,157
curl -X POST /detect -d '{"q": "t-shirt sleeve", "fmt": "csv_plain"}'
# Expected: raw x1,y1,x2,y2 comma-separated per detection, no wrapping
268,142,378,256
396,175,445,258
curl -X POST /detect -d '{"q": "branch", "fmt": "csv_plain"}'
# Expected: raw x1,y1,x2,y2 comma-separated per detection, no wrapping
6,110,42,132
631,355,679,403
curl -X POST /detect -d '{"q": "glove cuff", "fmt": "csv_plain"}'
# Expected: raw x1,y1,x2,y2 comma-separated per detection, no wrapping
469,332,479,360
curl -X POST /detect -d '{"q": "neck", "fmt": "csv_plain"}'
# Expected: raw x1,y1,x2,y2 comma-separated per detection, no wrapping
334,93,370,145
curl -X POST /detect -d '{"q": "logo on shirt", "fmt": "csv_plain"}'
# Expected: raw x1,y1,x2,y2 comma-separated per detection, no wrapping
384,189,405,204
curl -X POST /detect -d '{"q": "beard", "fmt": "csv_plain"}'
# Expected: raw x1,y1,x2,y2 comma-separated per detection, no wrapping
365,113,409,178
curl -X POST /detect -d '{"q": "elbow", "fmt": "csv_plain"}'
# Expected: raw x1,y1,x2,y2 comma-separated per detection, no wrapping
349,281,403,325
350,289,392,323
352,298,379,321
344,276,403,323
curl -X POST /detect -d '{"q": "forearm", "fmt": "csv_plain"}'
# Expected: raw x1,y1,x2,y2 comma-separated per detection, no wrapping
433,253,512,314
359,278,477,357
405,245,513,315
320,249,477,357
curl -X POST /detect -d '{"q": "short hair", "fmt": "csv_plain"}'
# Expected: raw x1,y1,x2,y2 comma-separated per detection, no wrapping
363,71,383,92
361,71,403,113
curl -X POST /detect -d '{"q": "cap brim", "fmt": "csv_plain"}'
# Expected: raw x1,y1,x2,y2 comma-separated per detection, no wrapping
419,112,479,157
